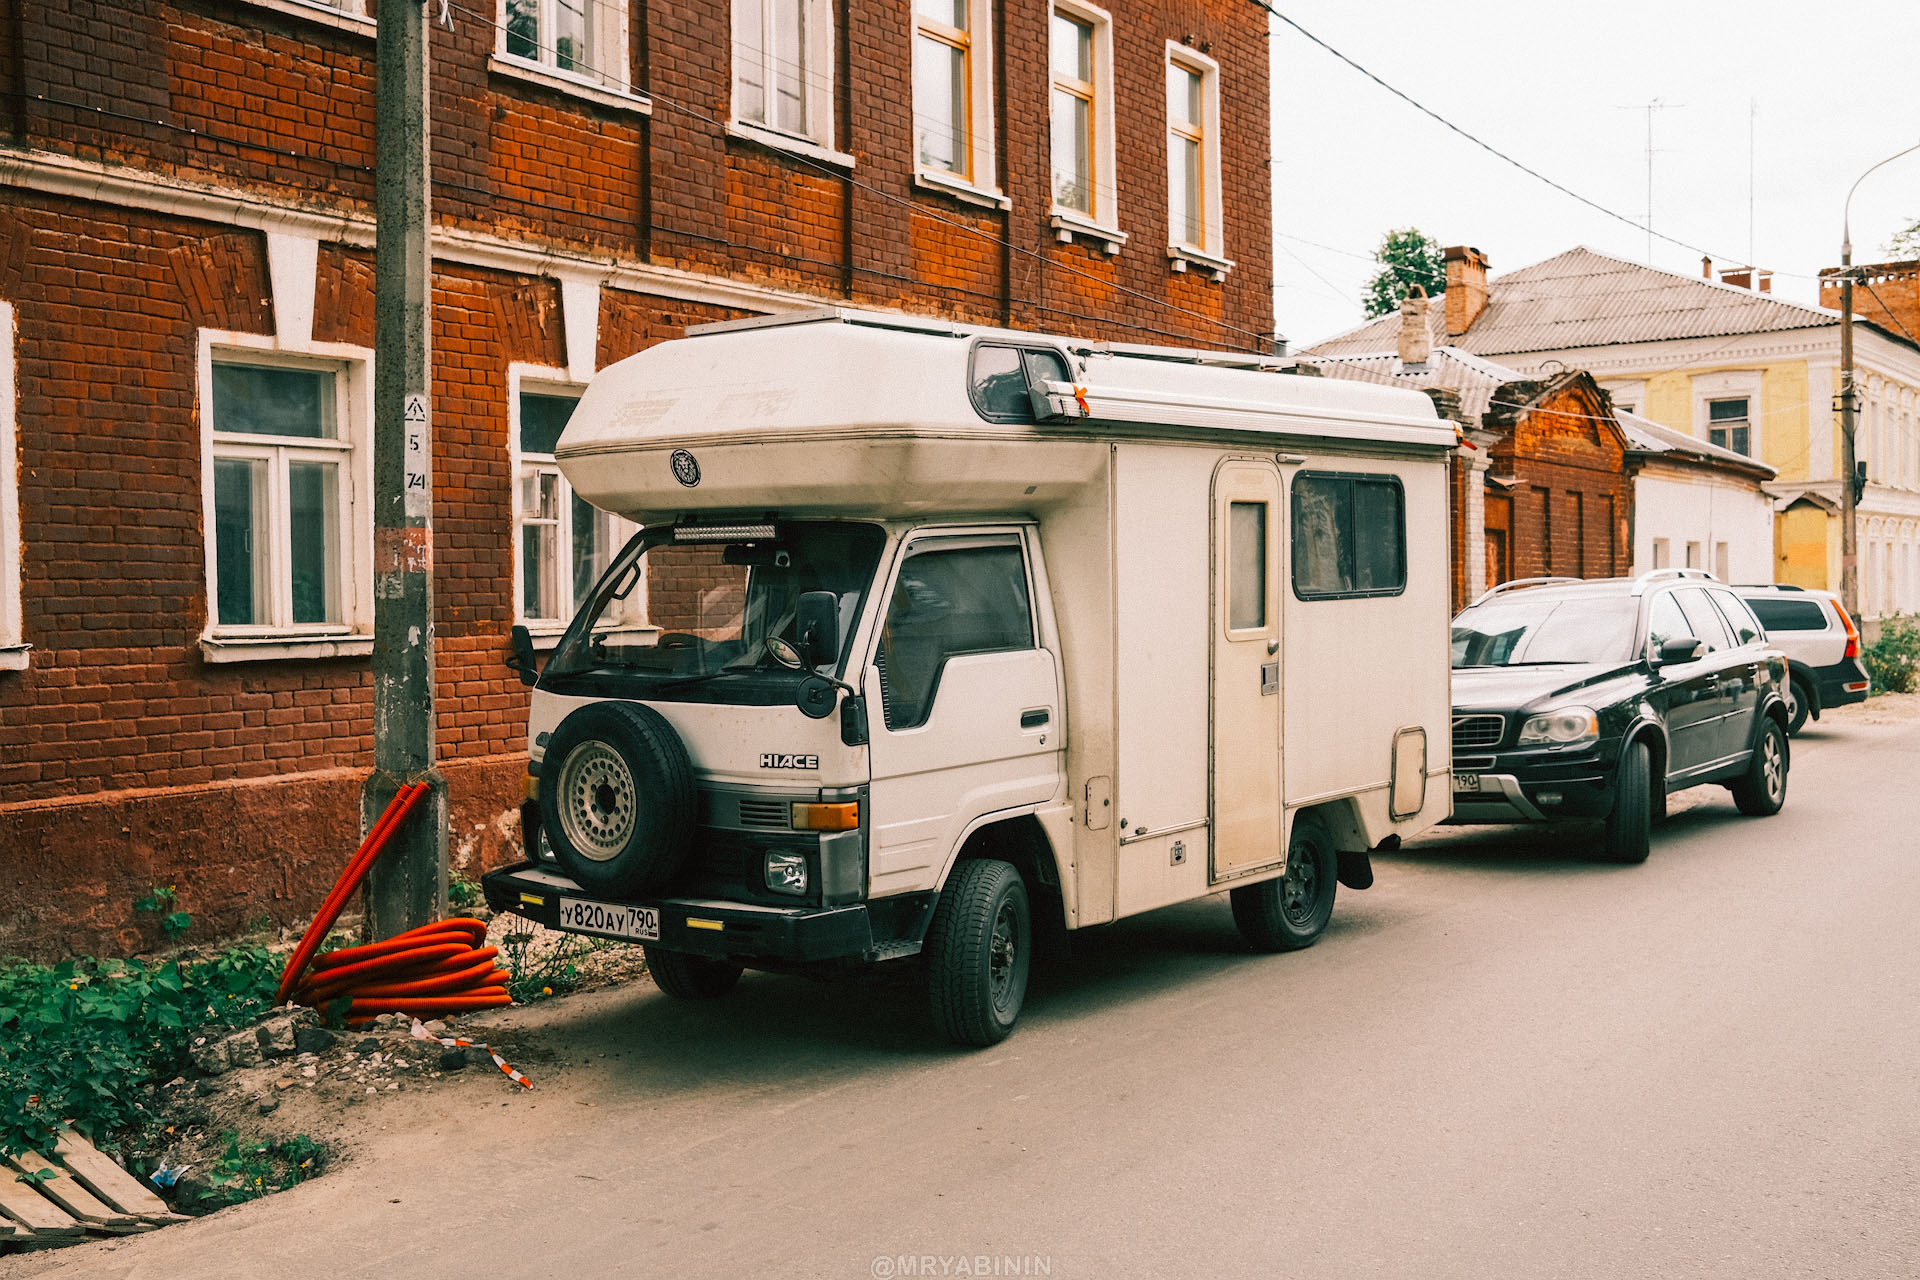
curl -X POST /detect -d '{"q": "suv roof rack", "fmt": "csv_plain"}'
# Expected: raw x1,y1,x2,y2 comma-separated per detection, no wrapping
1630,567,1718,596
1732,582,1805,592
1469,576,1585,606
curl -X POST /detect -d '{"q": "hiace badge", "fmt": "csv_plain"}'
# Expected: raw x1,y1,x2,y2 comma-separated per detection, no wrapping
760,752,820,770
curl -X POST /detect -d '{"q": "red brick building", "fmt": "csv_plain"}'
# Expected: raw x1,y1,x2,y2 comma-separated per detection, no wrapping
0,0,1276,957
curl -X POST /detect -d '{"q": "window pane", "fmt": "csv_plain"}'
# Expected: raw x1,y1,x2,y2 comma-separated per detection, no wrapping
1707,588,1760,645
915,34,968,173
554,0,589,72
1052,13,1091,82
212,364,334,439
1229,502,1267,630
520,392,579,456
915,0,967,30
1646,593,1689,653
505,0,538,59
571,489,609,610
1167,63,1200,128
522,472,562,620
288,460,340,625
1746,598,1826,631
970,345,1030,421
1051,88,1091,213
877,543,1031,730
1170,136,1200,246
213,457,269,626
1673,587,1732,651
1708,398,1749,421
1353,480,1406,592
1291,474,1354,597
773,0,806,133
734,0,767,123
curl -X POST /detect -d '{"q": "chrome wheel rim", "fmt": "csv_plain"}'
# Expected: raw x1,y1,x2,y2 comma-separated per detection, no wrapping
556,741,637,861
1762,730,1784,803
1783,683,1800,723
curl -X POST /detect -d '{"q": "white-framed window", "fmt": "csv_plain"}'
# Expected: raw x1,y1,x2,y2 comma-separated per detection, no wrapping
237,0,373,37
1707,397,1751,455
731,0,836,150
913,0,999,197
509,368,629,635
497,0,639,102
1165,45,1223,260
198,331,373,661
1692,370,1761,460
0,301,23,670
1049,2,1116,230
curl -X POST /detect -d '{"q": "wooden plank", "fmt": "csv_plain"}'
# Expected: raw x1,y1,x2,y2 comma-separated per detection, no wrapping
0,1169,84,1237
49,1132,186,1224
1,1151,138,1228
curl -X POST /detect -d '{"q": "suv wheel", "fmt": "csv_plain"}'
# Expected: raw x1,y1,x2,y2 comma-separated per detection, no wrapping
1601,740,1652,864
1730,719,1788,816
1784,676,1813,735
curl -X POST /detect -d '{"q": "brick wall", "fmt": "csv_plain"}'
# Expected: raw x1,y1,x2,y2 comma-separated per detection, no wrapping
1486,377,1631,582
0,0,1275,958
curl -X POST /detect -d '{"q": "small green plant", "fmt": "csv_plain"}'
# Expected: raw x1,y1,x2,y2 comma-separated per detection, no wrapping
202,1132,326,1206
448,871,481,911
133,885,193,939
1862,615,1920,695
499,928,606,1003
14,1167,55,1186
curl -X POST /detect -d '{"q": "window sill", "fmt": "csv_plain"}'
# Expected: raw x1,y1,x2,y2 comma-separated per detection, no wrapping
487,55,652,117
234,0,375,38
519,626,567,653
726,121,855,170
914,171,1012,211
0,644,28,672
1168,244,1234,282
200,633,374,664
1051,210,1126,255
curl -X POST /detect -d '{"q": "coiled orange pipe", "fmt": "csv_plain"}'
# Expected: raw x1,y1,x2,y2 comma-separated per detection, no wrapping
277,783,513,1025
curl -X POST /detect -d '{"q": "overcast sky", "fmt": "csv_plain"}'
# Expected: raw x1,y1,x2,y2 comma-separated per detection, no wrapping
1266,0,1920,348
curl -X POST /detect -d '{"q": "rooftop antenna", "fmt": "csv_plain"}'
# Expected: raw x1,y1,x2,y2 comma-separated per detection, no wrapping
1748,99,1757,266
1618,99,1683,264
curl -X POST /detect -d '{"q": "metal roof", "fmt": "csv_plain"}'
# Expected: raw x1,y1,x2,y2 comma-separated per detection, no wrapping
1308,346,1520,422
1614,409,1776,478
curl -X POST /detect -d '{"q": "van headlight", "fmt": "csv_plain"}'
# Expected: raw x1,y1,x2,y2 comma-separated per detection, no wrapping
764,851,810,896
1517,706,1599,747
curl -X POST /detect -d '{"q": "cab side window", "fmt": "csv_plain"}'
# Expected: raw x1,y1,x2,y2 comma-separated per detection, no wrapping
1646,592,1691,656
1706,588,1762,645
876,538,1034,730
1672,588,1733,652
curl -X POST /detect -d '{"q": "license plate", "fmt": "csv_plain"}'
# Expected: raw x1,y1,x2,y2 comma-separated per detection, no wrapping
1454,773,1481,793
558,898,660,942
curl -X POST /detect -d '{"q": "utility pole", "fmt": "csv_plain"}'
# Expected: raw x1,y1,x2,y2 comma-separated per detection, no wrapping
364,0,447,936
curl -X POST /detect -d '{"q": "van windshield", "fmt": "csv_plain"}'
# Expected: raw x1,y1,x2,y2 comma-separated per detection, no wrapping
541,521,887,704
1450,595,1641,668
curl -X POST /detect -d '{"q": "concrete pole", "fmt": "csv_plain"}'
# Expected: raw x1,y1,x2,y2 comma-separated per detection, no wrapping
1840,268,1858,617
364,0,447,936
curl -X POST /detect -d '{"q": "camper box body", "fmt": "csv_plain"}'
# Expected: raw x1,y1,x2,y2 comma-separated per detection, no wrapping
485,310,1455,1033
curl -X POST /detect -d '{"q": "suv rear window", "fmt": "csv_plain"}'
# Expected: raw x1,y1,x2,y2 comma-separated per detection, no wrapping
1746,598,1828,631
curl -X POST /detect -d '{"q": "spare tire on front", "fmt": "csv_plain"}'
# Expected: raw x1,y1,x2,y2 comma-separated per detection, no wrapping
539,701,697,898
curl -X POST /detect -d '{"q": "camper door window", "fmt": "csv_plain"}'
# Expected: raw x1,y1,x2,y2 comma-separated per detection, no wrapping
1290,471,1407,600
541,522,886,704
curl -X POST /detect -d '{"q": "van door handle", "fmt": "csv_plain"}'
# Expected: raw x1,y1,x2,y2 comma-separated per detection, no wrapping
1020,708,1050,728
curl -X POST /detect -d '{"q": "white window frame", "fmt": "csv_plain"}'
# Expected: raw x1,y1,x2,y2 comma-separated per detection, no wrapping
492,0,649,116
1692,370,1762,460
236,0,374,38
912,0,1003,206
729,0,848,165
508,365,636,644
197,330,374,663
0,302,23,671
1048,0,1123,251
1164,43,1228,278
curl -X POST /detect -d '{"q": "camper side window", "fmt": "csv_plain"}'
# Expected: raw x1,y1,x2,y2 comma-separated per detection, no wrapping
1290,472,1407,600
969,343,1073,423
876,538,1035,730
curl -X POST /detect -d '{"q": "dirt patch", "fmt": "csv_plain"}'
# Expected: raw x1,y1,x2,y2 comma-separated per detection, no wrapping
1823,690,1920,725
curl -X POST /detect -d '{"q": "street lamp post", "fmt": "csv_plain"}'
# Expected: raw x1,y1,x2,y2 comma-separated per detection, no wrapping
1838,140,1920,618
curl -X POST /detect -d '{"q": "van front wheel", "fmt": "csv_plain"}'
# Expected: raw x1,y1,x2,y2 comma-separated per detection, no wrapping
926,859,1031,1047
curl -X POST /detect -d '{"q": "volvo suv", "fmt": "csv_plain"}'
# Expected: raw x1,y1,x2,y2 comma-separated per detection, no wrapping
1448,570,1791,862
1730,584,1870,733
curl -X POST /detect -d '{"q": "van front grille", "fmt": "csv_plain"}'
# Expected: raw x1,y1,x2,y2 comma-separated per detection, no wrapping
1452,714,1506,750
736,798,791,829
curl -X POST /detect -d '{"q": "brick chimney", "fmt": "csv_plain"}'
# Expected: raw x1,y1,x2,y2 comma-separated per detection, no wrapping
1443,246,1489,337
1820,260,1920,338
1398,285,1433,368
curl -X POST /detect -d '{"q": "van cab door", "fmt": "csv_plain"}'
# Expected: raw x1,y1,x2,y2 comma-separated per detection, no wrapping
863,529,1064,899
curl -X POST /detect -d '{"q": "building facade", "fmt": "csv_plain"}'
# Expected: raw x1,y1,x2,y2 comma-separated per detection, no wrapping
0,0,1276,957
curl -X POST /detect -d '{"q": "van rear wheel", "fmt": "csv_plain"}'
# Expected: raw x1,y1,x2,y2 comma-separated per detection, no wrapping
1231,813,1336,952
926,859,1030,1047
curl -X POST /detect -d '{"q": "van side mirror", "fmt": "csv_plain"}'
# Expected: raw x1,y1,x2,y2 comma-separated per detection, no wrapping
1654,636,1704,667
796,591,840,667
508,624,540,687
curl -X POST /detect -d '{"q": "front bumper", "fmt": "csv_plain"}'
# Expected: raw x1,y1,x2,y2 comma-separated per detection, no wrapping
1447,744,1616,824
482,862,874,963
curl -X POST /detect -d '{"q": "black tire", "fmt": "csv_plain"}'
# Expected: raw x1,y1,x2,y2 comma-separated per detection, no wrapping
1731,718,1788,816
1601,740,1652,864
643,946,743,999
539,701,696,898
1230,813,1337,952
926,860,1031,1047
1784,677,1813,735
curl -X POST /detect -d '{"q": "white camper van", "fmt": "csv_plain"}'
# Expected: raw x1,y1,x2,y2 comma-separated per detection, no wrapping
482,309,1456,1044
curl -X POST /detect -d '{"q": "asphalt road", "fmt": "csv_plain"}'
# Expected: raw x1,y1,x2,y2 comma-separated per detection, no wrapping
13,703,1920,1280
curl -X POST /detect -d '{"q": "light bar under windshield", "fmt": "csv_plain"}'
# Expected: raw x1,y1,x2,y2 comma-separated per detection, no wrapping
672,523,777,542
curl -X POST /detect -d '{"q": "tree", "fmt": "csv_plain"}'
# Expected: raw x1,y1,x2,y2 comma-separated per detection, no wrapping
1363,228,1446,319
1888,218,1920,259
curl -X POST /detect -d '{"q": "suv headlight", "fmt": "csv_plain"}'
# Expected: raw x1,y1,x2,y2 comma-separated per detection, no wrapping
1517,706,1599,747
764,851,809,896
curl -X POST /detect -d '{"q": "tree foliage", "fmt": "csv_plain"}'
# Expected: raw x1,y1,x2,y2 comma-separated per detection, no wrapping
1363,228,1446,319
1888,218,1920,260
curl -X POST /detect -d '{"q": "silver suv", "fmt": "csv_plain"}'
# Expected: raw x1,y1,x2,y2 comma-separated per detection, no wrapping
1731,585,1870,734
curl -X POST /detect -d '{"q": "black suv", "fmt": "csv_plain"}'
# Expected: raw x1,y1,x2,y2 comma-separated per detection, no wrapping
1448,570,1791,862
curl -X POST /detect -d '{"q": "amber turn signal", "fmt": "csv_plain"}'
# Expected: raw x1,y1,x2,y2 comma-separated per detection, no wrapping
791,801,860,831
